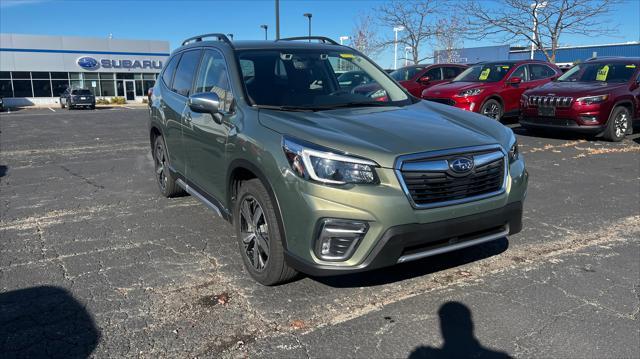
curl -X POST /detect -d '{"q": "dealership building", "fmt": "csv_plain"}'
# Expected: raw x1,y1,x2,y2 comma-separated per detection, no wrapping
0,33,170,106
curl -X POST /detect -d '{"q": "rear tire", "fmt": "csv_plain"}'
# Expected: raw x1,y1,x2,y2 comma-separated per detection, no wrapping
480,99,503,121
152,135,183,197
235,179,297,286
603,106,631,142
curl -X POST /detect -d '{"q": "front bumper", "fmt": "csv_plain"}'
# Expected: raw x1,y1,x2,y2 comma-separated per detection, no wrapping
277,156,528,276
519,117,606,134
285,201,523,276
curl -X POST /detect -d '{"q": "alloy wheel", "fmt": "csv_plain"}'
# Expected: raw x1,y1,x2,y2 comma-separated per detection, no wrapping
239,195,270,271
614,112,628,138
482,103,501,119
154,143,168,191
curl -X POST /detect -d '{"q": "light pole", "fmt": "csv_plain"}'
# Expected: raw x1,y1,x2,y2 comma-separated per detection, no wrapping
260,24,268,40
339,36,349,45
303,13,312,41
393,26,405,69
404,46,412,66
530,1,547,60
275,0,280,40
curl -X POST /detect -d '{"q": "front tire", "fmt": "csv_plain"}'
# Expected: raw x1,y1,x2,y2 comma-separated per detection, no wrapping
603,106,631,142
152,135,183,197
480,99,503,121
235,179,297,285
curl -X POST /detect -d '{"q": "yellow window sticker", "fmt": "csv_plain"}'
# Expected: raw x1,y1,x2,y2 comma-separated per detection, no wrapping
479,68,491,80
339,53,355,59
596,65,609,81
501,66,510,69
626,64,637,68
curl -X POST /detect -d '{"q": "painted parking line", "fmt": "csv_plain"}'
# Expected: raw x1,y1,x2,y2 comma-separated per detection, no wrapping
48,107,56,112
123,106,134,109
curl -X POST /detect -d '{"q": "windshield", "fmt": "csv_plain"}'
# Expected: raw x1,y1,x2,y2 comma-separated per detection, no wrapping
238,50,409,109
452,63,514,83
557,62,637,83
72,89,92,95
390,66,426,81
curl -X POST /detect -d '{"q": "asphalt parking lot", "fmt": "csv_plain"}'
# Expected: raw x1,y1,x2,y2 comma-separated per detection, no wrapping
1,107,638,358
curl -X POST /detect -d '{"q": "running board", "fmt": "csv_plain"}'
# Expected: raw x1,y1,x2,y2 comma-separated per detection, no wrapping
176,178,223,217
397,225,510,263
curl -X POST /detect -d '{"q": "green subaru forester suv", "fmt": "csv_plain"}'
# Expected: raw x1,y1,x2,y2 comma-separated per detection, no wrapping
148,34,528,285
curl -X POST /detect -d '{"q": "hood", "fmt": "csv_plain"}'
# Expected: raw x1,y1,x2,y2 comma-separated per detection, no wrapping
422,81,486,97
525,81,627,97
258,101,512,168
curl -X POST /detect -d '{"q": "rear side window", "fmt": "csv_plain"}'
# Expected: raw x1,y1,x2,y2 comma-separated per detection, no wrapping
529,64,556,80
425,67,442,80
172,49,202,96
442,67,463,79
194,49,234,112
161,54,180,89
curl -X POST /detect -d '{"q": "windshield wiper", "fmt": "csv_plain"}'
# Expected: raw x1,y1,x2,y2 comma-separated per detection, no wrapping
303,101,393,111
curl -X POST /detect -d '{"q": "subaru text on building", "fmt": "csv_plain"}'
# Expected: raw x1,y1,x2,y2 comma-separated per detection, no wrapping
520,57,639,141
422,60,561,121
148,34,528,285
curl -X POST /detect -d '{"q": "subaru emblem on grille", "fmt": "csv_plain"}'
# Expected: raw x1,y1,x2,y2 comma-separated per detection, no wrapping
449,157,474,173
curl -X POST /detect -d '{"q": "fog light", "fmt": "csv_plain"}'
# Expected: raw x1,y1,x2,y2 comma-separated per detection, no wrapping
579,115,598,123
315,219,368,261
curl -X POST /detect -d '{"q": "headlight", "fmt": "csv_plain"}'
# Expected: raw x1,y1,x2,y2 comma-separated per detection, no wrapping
576,94,608,105
283,137,378,185
455,88,483,97
508,138,519,163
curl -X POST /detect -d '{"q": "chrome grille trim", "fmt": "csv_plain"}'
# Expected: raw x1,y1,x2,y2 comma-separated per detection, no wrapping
394,144,508,210
528,95,573,108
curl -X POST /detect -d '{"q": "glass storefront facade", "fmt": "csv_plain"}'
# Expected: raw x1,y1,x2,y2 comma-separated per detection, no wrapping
0,71,158,98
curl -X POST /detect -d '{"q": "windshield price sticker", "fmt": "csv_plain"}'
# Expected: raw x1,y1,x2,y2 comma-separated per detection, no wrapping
596,65,609,81
626,64,637,68
479,68,491,80
340,53,355,59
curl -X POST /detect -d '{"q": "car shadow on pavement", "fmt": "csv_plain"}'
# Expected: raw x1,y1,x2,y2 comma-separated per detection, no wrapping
408,301,512,359
0,286,100,358
0,165,7,178
511,125,591,141
313,238,508,288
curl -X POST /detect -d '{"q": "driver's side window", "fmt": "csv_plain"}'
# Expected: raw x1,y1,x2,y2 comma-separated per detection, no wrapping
510,65,529,82
424,67,442,81
194,49,234,113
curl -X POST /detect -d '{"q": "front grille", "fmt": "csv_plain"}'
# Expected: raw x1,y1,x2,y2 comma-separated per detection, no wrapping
424,98,456,106
397,147,506,208
528,96,573,108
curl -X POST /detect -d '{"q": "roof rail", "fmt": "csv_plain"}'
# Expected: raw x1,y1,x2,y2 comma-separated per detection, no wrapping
278,36,340,46
182,33,234,48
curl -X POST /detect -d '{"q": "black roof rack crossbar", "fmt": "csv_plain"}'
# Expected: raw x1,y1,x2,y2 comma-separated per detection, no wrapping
278,36,340,45
182,33,234,48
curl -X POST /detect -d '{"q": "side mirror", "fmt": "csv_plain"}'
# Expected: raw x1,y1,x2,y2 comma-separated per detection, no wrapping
508,77,522,85
418,76,431,84
189,92,223,124
189,92,220,114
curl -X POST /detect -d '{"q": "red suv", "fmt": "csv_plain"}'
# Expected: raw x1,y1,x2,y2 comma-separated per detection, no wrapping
520,57,640,141
421,60,562,121
390,64,467,97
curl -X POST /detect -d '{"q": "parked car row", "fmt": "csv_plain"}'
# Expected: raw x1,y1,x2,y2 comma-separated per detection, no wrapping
392,57,639,142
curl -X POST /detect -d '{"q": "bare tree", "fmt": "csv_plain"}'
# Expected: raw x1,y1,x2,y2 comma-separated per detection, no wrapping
433,17,467,63
463,0,621,62
349,13,380,57
374,0,440,64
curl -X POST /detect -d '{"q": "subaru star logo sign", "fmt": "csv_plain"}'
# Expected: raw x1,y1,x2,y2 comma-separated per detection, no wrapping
77,56,99,70
449,157,474,174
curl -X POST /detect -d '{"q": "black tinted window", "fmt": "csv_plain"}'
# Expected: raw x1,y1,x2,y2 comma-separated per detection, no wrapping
173,50,202,96
194,49,234,112
442,67,463,79
529,64,556,80
162,54,180,89
425,67,442,80
72,89,92,95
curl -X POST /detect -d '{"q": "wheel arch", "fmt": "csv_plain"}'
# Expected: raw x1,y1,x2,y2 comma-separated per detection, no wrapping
227,159,289,250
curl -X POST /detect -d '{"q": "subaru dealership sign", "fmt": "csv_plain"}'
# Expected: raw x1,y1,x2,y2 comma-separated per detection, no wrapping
76,56,163,70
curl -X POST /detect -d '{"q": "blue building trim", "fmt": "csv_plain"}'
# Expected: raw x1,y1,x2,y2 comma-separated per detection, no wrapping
0,47,170,56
